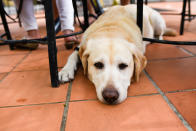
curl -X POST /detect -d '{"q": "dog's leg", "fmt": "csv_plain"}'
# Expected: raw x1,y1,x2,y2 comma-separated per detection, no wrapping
149,9,166,40
142,15,154,46
58,49,79,83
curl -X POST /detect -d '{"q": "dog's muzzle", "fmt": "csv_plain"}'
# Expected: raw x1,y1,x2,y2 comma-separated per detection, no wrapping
102,87,119,104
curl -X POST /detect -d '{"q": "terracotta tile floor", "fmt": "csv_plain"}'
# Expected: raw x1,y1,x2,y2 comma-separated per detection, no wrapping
0,1,196,131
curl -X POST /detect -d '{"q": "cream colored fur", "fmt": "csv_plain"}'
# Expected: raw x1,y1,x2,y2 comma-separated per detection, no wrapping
59,4,173,104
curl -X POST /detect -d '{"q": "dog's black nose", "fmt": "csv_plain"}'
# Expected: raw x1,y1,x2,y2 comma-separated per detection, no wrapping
102,88,119,104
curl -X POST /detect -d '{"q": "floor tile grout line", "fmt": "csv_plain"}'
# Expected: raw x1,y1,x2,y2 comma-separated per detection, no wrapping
11,68,51,73
0,51,32,82
0,53,30,57
69,99,97,103
68,93,161,103
127,93,160,98
0,66,63,73
148,55,195,62
0,101,65,109
166,89,196,94
144,70,194,131
177,46,196,56
9,68,62,73
60,81,72,131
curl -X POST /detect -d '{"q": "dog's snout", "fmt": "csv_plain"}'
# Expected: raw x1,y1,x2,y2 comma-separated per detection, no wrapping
102,88,119,104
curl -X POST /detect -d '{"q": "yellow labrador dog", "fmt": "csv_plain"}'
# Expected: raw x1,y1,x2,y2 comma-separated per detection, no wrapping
59,4,175,104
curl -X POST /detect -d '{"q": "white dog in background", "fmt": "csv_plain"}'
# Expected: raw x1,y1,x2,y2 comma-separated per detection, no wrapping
58,4,176,104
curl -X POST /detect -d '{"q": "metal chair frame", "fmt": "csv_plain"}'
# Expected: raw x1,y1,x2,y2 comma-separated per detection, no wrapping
180,0,196,35
0,0,89,87
136,0,196,45
1,0,196,87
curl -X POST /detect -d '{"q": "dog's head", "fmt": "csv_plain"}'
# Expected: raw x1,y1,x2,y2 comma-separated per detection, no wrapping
79,38,146,104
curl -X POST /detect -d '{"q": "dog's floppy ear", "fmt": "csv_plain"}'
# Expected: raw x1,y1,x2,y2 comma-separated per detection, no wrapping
79,43,89,75
129,44,147,82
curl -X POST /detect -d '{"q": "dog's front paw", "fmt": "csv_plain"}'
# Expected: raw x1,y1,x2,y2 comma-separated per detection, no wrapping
58,66,75,83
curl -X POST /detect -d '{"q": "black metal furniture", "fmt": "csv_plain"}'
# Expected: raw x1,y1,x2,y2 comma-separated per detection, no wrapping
43,0,59,87
143,0,195,35
180,0,196,35
1,0,195,88
136,0,196,46
0,0,14,50
0,0,89,87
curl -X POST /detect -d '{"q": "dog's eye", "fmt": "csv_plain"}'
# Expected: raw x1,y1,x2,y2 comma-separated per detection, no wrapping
94,62,104,69
118,63,128,70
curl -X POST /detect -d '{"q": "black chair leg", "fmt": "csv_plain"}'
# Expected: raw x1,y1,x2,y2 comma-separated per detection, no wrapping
90,0,104,17
137,0,143,33
180,0,187,35
0,0,14,50
43,0,59,87
82,0,89,31
130,0,135,4
188,0,191,22
145,0,148,5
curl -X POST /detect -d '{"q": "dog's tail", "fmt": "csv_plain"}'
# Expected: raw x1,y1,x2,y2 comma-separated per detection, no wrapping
163,28,177,36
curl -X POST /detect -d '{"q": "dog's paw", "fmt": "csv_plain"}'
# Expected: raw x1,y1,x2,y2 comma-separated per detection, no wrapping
58,65,75,83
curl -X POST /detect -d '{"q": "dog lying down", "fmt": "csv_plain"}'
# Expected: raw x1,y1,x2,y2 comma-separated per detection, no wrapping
59,4,176,104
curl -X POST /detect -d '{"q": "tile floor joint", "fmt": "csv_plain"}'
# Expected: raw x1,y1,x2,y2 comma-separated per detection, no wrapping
148,55,195,62
177,46,195,56
127,93,160,98
144,70,194,131
166,88,196,94
70,98,98,103
60,81,72,131
0,101,65,109
0,51,32,82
